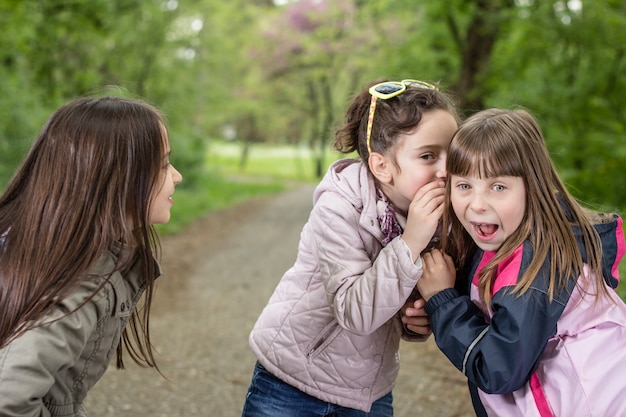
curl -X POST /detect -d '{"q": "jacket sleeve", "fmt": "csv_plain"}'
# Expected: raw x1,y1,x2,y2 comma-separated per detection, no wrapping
0,288,100,416
425,249,569,394
311,192,422,336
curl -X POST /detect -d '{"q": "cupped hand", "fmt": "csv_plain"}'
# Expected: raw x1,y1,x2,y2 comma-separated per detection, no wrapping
401,181,445,260
415,249,456,302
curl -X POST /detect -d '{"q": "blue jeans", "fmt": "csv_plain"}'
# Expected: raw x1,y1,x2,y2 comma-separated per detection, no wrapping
241,362,394,417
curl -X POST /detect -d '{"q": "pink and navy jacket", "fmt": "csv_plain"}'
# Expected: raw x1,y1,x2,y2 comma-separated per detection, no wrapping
426,214,626,416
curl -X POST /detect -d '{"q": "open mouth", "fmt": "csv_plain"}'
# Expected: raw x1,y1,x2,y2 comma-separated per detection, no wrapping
472,223,498,239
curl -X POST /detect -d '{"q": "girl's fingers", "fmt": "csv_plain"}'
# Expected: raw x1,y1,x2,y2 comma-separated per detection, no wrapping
411,181,446,206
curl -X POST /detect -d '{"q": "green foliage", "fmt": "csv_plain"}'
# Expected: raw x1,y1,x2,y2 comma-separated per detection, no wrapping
0,1,46,182
169,131,209,189
0,76,47,183
1,0,626,218
483,0,626,211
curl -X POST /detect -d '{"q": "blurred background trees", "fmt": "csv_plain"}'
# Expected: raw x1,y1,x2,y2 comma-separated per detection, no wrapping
1,0,625,210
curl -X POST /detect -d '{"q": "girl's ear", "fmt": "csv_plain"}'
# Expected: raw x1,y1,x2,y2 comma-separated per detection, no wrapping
368,152,393,184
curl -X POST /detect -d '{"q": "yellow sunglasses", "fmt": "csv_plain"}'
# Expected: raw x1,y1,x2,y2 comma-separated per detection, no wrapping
366,79,438,154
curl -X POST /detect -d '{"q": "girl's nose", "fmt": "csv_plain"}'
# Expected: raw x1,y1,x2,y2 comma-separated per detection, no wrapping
469,192,488,212
435,157,446,181
173,166,183,185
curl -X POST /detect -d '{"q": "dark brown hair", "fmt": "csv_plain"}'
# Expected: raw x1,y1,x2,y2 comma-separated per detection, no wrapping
333,78,459,169
0,96,166,370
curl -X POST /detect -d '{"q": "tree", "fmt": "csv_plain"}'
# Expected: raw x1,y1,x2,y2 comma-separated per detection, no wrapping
249,0,401,177
1,0,625,211
484,0,626,209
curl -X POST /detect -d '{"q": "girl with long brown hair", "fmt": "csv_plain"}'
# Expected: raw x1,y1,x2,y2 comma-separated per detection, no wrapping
412,108,626,416
0,96,182,416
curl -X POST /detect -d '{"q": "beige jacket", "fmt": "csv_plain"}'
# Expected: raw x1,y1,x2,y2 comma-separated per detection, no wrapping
0,247,159,417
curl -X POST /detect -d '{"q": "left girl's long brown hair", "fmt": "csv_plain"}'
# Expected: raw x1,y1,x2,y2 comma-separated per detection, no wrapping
0,96,165,370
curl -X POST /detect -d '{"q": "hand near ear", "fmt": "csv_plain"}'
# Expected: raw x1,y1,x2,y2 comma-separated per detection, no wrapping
402,181,446,261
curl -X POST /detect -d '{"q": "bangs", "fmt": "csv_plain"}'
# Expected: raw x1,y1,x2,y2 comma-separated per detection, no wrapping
448,125,525,179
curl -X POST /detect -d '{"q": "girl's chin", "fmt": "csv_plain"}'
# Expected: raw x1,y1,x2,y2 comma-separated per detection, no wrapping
473,240,503,252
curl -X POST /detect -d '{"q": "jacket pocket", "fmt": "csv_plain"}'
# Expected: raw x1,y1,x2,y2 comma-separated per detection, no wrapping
304,321,342,360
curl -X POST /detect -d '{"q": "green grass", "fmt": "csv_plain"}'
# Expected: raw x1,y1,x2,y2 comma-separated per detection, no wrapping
154,175,286,235
206,140,344,183
155,140,334,235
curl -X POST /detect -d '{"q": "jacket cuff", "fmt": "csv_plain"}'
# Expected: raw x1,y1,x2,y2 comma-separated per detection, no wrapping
425,288,460,316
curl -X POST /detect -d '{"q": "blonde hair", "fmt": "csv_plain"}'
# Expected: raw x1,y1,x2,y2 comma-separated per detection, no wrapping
443,108,605,306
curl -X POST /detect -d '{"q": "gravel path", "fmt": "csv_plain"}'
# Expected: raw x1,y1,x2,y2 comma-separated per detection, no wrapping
85,185,474,416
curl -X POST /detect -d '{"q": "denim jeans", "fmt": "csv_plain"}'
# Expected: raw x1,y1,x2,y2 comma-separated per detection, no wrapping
241,362,394,417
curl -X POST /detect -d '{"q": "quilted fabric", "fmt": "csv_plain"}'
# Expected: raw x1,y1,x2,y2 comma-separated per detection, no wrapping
248,159,425,412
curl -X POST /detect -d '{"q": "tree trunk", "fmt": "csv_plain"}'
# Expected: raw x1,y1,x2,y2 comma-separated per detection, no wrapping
455,0,515,113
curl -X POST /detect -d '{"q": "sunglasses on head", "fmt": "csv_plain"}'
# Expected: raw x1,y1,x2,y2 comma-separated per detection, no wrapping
366,79,438,154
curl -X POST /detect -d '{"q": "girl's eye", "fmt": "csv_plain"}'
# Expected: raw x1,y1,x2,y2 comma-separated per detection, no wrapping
493,184,506,192
457,183,470,190
420,153,436,161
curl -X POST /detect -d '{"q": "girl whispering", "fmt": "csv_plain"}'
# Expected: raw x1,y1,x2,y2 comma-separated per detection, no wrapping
0,96,183,416
414,108,626,417
242,79,459,416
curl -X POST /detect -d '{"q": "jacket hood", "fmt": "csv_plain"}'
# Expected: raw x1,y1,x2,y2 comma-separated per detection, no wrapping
577,213,625,288
559,196,624,287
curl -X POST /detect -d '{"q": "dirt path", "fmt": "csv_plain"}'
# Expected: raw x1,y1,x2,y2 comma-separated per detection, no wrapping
86,185,474,416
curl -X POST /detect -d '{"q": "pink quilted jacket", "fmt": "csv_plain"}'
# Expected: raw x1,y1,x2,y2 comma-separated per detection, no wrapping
248,159,426,412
